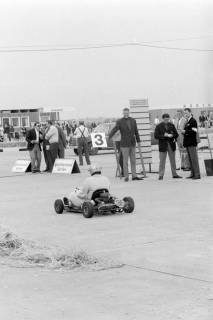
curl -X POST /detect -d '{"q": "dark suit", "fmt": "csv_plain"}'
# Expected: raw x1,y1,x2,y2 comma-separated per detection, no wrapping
109,117,140,178
154,122,178,152
154,122,178,178
57,126,67,159
183,117,200,178
109,117,140,147
26,128,43,172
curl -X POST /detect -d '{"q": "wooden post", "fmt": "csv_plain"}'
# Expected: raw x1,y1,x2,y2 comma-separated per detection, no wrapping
137,142,147,178
113,141,122,179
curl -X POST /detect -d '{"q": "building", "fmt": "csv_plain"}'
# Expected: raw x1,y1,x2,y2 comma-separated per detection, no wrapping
0,107,60,133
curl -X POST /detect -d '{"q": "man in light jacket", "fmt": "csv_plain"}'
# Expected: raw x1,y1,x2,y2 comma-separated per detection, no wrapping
45,121,59,172
174,109,190,171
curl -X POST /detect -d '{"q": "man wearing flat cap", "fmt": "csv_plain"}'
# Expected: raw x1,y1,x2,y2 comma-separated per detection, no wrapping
154,113,182,180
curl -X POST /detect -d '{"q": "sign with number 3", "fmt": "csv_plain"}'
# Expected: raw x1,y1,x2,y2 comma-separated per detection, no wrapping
91,133,107,148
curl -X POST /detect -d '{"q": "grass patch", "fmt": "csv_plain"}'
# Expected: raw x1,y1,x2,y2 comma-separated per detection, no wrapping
0,227,98,269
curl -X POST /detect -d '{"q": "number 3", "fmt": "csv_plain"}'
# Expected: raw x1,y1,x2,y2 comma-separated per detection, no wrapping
94,134,104,146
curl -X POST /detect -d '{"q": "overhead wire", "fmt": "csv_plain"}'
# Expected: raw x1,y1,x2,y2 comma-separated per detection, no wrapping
0,34,212,53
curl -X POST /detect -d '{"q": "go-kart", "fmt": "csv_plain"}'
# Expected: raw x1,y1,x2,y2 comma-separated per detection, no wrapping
54,189,135,218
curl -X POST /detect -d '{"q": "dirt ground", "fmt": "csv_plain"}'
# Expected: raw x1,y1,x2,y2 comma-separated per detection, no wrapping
0,148,213,320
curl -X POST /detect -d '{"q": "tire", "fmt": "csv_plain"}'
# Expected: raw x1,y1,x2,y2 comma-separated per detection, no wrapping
123,197,135,213
82,201,94,218
74,148,78,156
54,199,64,214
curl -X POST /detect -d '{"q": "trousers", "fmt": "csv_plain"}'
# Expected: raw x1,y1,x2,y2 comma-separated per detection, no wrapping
186,146,200,178
29,144,41,172
159,143,177,177
77,138,91,165
121,147,137,178
49,142,59,171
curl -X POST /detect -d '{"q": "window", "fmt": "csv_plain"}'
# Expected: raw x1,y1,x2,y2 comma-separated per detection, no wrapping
11,117,20,128
21,117,29,127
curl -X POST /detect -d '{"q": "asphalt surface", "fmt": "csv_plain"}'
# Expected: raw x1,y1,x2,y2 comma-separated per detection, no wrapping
0,147,213,320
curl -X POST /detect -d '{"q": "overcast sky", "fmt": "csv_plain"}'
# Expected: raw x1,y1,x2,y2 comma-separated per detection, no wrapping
0,0,212,118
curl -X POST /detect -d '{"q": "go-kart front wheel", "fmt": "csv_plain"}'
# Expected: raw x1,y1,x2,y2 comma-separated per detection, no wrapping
82,201,94,218
123,197,135,213
54,199,64,214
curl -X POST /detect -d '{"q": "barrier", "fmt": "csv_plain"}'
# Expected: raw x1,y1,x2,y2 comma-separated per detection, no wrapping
12,160,31,173
52,159,80,174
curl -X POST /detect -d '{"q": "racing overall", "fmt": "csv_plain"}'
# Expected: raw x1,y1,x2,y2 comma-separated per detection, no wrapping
69,174,110,207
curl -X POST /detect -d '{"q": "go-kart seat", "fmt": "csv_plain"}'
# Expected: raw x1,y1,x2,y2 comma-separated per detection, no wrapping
91,189,110,204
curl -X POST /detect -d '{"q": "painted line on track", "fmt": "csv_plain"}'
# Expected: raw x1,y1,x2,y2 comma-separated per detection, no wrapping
125,264,213,284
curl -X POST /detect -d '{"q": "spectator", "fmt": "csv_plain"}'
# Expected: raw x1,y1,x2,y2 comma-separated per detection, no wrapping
209,111,213,127
26,122,43,173
4,124,11,141
56,123,67,158
109,107,143,182
154,113,182,180
45,121,59,172
74,121,91,166
174,109,190,171
41,124,51,172
199,111,207,128
21,126,27,139
10,125,14,140
154,116,160,126
182,108,201,179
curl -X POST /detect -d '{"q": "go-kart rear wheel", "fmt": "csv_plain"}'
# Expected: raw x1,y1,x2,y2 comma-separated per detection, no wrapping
54,199,64,214
123,197,135,213
82,201,94,218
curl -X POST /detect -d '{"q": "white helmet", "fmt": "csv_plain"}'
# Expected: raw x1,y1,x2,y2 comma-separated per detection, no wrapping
88,164,102,175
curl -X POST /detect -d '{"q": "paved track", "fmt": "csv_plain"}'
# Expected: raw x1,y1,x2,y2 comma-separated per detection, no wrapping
0,148,212,319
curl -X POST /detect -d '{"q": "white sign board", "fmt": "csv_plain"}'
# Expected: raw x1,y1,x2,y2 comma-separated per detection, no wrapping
52,159,80,174
12,159,31,173
91,132,107,148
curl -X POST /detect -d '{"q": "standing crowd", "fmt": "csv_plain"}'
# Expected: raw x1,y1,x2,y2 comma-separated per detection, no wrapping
26,121,67,173
26,120,94,173
154,108,201,180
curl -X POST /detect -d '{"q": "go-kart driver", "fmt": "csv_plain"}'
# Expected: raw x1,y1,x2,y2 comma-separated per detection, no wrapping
67,164,110,208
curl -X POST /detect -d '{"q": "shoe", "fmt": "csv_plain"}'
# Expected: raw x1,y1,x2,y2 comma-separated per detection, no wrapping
124,177,129,182
173,175,182,179
132,176,143,181
192,176,201,180
158,176,163,180
42,169,49,172
186,176,194,179
183,168,191,171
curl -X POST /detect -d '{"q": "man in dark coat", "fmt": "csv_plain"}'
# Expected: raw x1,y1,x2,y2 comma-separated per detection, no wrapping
182,108,201,179
26,123,43,173
56,123,67,158
109,107,143,182
154,113,182,180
